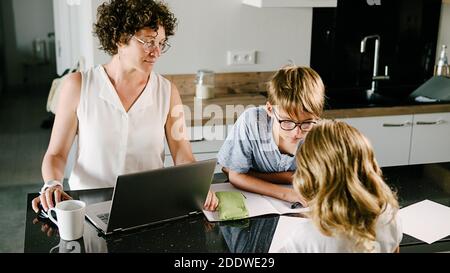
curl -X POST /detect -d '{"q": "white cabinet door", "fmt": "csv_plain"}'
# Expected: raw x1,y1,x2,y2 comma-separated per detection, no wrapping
52,0,80,75
409,112,450,165
164,125,226,173
341,115,413,167
165,125,226,155
164,153,222,173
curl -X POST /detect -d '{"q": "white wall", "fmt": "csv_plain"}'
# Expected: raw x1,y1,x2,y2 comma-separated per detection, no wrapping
92,0,109,67
92,0,312,74
87,0,450,75
437,2,450,59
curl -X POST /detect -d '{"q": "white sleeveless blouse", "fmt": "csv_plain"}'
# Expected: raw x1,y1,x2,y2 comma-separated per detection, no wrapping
68,65,171,190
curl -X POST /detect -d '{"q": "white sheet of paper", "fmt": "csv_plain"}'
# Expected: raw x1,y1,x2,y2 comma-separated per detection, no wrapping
263,192,308,214
203,183,309,221
268,216,309,253
399,199,450,244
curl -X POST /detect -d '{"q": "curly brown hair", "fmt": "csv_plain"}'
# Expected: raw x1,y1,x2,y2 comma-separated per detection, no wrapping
94,0,178,55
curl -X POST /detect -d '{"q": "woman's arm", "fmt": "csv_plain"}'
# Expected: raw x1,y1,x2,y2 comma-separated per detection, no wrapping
32,73,81,212
165,83,195,165
164,83,218,211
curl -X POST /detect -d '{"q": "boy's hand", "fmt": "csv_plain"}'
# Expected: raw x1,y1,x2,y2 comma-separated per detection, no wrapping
286,188,308,207
203,190,219,211
222,167,229,174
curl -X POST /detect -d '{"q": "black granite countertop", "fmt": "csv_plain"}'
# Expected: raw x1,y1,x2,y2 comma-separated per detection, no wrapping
24,163,450,253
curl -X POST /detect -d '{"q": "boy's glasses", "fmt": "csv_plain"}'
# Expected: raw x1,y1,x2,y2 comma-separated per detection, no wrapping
132,36,171,54
272,109,317,131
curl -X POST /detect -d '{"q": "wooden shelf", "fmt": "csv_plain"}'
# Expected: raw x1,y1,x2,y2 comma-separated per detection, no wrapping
242,0,337,8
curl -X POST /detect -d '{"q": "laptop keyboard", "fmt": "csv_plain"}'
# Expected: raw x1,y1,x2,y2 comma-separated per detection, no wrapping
97,213,110,225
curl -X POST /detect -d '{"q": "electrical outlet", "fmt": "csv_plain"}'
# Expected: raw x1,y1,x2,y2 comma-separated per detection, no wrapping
227,50,256,65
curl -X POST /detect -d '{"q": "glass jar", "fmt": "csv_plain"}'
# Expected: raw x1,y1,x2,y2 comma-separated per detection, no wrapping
195,70,215,99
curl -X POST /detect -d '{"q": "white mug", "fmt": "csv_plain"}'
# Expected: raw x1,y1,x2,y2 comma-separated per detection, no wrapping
48,200,86,241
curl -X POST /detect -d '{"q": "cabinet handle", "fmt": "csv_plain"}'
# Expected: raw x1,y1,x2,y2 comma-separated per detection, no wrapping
382,122,412,127
190,138,206,143
415,120,445,125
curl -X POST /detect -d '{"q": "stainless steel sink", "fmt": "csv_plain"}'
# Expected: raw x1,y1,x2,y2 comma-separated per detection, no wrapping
324,84,418,109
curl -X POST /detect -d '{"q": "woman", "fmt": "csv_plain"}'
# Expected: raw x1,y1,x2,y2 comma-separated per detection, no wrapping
32,0,218,213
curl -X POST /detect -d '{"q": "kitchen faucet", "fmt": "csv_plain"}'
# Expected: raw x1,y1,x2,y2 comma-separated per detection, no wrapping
360,35,390,99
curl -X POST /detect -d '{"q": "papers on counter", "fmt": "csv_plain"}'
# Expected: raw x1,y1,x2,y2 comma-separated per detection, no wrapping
399,199,450,244
203,183,309,222
268,216,309,253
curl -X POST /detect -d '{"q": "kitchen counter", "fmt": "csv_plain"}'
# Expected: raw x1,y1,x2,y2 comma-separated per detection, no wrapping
180,94,450,126
24,162,450,253
323,102,450,119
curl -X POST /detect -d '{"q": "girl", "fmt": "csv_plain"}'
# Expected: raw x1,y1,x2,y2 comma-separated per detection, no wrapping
277,120,402,253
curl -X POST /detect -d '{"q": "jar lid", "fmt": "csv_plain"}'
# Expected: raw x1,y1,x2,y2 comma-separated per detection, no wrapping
195,69,214,84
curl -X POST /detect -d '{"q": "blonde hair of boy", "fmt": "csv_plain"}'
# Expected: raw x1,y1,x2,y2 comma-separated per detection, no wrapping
267,66,325,119
294,120,399,252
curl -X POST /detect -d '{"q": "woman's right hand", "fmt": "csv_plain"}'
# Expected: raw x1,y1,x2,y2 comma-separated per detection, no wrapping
31,186,72,213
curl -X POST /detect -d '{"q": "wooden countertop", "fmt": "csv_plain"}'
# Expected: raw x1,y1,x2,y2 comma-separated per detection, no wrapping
180,94,450,126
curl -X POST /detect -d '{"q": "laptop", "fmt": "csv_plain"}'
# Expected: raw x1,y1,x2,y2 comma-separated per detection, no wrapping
86,159,217,235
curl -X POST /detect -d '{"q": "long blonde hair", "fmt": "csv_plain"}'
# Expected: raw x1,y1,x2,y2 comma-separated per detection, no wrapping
294,120,399,252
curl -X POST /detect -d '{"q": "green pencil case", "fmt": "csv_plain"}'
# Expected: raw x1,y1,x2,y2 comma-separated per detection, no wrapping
216,191,249,221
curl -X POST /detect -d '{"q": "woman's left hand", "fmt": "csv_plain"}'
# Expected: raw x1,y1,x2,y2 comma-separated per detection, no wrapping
203,190,219,211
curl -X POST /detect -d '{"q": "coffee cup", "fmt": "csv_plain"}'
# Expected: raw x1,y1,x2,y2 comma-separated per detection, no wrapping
48,200,86,241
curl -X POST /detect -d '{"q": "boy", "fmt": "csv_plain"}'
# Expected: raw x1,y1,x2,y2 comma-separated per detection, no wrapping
217,66,325,203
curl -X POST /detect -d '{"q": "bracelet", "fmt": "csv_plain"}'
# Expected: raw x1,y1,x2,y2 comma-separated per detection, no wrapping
40,180,63,194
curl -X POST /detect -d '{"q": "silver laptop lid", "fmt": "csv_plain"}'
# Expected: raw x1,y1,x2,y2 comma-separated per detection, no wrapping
106,159,217,233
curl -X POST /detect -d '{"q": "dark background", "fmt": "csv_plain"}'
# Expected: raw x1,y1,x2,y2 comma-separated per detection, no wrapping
310,0,442,106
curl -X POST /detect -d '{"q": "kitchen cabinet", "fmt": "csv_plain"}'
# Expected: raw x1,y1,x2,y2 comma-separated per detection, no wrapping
409,112,450,165
164,153,222,173
52,0,80,75
164,125,226,173
243,0,337,8
341,115,413,167
341,112,450,167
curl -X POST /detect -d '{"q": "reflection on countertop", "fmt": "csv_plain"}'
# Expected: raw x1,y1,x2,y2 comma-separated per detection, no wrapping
24,163,450,253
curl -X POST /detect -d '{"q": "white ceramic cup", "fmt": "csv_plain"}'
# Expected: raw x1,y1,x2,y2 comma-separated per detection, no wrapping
48,200,86,241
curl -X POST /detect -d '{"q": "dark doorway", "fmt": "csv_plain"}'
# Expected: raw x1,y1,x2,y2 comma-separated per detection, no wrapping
0,1,6,96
